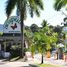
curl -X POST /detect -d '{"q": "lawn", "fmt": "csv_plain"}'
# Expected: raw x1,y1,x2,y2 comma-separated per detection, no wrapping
39,64,60,67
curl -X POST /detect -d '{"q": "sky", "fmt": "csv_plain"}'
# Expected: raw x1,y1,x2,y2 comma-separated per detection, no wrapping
0,0,67,26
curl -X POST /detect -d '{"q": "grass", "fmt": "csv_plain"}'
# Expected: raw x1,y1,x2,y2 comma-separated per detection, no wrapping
39,64,60,67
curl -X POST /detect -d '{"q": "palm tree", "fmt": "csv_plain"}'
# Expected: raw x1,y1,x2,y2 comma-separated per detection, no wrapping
33,25,58,64
5,0,44,58
41,20,47,28
54,0,67,11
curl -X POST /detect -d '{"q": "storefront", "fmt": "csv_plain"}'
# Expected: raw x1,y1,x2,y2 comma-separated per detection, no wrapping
0,16,22,58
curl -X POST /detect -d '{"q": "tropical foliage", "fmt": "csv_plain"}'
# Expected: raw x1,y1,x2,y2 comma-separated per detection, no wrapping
30,24,39,33
54,0,67,11
29,21,58,64
5,0,44,57
6,0,44,18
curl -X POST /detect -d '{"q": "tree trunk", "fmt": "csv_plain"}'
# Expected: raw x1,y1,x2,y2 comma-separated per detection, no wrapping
41,53,43,64
19,0,25,58
20,19,24,58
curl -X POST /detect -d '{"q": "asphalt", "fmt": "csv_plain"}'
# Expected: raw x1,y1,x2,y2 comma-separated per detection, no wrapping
0,54,67,67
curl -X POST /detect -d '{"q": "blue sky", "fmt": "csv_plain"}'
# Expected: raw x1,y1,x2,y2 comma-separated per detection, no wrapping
0,0,67,26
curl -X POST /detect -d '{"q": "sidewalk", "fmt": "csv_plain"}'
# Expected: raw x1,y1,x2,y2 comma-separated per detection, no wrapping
43,58,67,67
0,54,67,67
0,59,67,67
32,54,67,67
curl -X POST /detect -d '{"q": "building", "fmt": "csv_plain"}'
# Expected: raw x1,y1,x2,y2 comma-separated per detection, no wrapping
0,16,22,53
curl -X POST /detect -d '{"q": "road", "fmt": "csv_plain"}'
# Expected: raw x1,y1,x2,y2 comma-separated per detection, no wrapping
0,58,67,67
0,59,30,67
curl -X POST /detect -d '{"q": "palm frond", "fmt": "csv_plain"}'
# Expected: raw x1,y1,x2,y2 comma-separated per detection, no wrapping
35,9,40,17
54,0,67,11
6,0,17,18
34,0,44,10
6,0,44,18
54,0,63,11
28,0,43,17
28,0,36,17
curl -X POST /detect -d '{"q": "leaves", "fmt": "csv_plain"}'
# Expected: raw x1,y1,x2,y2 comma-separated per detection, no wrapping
54,0,67,11
6,0,44,18
33,23,58,52
6,0,17,17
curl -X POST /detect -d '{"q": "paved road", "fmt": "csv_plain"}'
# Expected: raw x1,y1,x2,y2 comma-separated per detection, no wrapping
0,59,30,67
0,58,67,67
0,59,38,67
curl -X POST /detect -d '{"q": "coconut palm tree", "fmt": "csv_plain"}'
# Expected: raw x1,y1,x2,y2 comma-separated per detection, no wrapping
54,0,67,11
5,0,44,58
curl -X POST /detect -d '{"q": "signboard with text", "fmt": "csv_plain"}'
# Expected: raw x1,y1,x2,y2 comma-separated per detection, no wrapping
3,16,21,33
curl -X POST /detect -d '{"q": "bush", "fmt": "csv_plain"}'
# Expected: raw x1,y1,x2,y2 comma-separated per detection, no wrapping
10,47,21,58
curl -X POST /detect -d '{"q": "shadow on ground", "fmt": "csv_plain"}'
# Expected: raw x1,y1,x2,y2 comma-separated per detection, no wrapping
0,62,6,65
0,59,7,65
0,56,21,62
20,64,38,67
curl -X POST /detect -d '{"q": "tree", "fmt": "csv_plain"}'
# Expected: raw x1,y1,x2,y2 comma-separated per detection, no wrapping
54,0,67,11
24,26,33,48
62,17,67,26
30,24,39,33
5,0,44,57
33,32,58,64
33,32,48,64
32,23,58,64
41,20,47,28
53,25,62,34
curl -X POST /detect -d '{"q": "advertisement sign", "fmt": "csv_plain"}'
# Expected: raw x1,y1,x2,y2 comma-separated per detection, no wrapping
3,16,21,33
